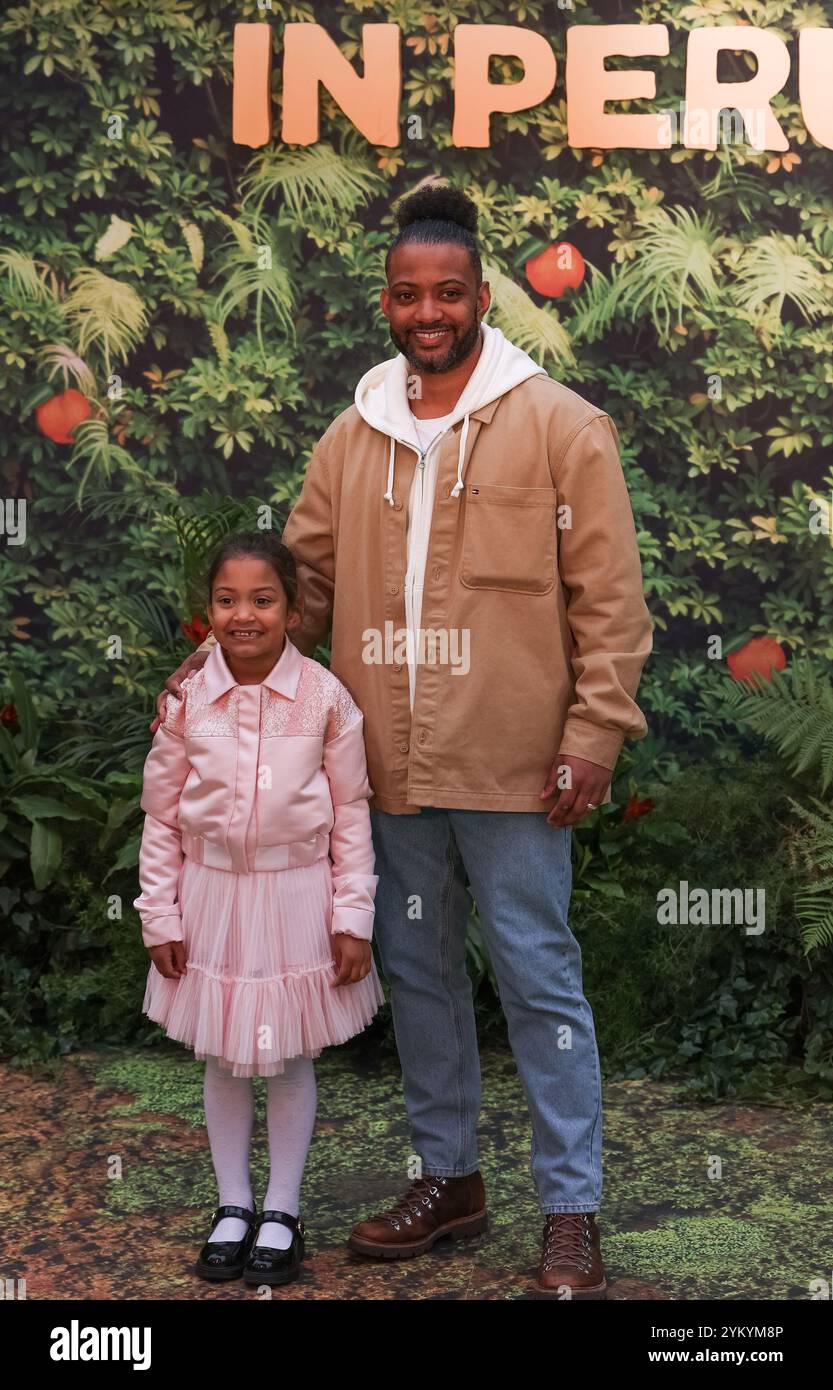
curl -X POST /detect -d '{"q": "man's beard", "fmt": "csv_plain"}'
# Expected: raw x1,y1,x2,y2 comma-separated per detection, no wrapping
390,314,481,375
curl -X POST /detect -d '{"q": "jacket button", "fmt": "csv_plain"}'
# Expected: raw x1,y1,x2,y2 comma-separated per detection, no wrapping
389,584,399,595
433,567,441,580
392,663,403,673
398,741,409,753
394,500,403,511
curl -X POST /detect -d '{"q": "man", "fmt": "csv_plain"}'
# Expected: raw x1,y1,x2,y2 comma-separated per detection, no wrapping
155,182,652,1298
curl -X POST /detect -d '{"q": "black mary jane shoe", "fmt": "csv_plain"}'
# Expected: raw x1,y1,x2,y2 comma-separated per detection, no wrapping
242,1209,306,1287
194,1203,258,1282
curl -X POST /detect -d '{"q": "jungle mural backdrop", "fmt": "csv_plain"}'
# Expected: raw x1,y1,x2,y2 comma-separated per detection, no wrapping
1,0,832,1100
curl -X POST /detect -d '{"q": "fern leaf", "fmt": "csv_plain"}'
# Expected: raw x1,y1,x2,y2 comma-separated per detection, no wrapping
37,342,97,395
718,661,833,792
733,235,829,324
786,794,833,953
239,141,384,225
0,248,52,302
62,267,149,377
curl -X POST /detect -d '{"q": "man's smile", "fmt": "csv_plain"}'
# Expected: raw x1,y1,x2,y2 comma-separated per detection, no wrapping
411,327,453,346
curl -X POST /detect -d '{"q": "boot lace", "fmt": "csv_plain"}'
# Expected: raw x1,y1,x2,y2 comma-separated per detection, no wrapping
542,1213,594,1273
375,1175,449,1230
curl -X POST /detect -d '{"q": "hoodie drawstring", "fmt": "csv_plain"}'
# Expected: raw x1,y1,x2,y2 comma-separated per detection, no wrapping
383,435,396,506
384,412,471,506
450,413,470,498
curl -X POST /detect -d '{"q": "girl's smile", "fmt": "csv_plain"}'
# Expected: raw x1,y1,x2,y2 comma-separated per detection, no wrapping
207,555,302,683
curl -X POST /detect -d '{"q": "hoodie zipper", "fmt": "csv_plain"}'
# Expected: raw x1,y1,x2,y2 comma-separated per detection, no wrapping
407,447,428,598
405,433,450,640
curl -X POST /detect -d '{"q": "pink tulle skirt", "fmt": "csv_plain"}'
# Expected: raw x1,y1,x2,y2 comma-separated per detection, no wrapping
142,854,386,1077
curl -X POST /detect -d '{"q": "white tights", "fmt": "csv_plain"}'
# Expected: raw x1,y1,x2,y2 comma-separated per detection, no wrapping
203,1054,317,1250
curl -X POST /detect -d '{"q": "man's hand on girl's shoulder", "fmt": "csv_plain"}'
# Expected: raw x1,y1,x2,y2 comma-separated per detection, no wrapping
149,649,211,733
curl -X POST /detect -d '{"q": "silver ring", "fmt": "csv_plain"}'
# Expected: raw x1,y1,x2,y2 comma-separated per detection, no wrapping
587,802,597,809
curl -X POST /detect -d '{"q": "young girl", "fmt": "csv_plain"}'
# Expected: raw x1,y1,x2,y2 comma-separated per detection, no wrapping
133,530,386,1286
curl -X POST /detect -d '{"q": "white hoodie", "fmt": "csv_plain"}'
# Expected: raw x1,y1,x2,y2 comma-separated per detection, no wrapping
353,322,546,710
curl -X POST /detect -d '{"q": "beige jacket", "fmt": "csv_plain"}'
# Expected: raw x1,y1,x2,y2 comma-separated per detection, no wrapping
201,328,653,814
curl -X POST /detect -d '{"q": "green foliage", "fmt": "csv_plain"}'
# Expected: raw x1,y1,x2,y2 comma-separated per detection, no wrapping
717,661,833,951
0,671,107,888
166,492,290,614
573,757,833,1101
2,0,833,740
1,1,832,1091
0,860,155,1066
718,660,833,792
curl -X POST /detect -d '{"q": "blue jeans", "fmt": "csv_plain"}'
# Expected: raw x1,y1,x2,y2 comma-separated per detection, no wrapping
369,807,603,1214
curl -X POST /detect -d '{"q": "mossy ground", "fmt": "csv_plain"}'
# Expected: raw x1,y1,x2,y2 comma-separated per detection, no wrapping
2,1042,830,1300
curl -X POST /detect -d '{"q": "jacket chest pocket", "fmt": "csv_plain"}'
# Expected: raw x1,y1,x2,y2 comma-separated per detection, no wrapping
459,483,558,594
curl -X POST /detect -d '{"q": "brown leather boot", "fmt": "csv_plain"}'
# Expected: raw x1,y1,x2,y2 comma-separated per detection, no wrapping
347,1171,488,1259
534,1211,608,1299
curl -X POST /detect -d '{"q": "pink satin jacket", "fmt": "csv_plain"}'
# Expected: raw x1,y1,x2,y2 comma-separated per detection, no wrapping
132,636,378,949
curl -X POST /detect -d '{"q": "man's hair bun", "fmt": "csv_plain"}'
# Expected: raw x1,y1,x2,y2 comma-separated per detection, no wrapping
395,183,478,234
386,181,482,283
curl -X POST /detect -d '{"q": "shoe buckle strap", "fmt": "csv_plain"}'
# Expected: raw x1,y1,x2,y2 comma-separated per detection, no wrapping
257,1209,301,1235
211,1204,256,1228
